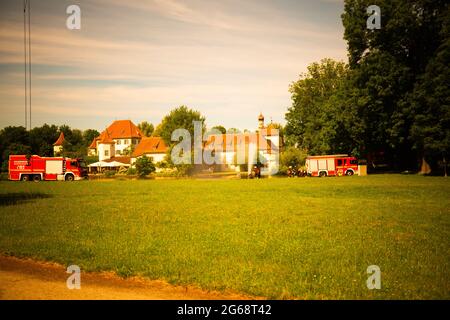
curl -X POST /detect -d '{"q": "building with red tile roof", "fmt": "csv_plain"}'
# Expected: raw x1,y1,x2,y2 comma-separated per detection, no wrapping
53,132,65,155
88,120,144,161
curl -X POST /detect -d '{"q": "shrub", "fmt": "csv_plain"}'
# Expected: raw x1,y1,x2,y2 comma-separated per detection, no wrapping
135,156,156,178
280,147,307,174
126,167,137,175
104,170,116,177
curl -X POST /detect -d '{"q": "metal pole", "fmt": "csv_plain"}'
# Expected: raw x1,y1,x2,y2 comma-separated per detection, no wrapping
24,0,27,130
28,0,32,130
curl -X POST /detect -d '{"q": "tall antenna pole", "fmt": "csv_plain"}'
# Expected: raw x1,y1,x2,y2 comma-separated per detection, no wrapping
28,0,32,130
23,0,27,130
23,0,31,130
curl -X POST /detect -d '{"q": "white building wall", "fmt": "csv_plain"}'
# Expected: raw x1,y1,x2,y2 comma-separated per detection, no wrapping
114,138,140,156
98,143,115,161
131,153,166,165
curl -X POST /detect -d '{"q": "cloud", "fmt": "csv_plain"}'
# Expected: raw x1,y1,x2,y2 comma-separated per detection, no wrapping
0,0,347,130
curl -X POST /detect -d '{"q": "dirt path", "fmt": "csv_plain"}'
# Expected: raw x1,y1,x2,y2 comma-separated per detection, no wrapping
0,255,259,300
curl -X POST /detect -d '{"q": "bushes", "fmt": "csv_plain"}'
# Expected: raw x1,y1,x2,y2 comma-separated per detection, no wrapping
126,167,137,175
104,170,116,177
280,147,307,174
135,156,156,178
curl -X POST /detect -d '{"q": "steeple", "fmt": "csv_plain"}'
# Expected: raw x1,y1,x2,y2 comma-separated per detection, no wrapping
258,113,265,129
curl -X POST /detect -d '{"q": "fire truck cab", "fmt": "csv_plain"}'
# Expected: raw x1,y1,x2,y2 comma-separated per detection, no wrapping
306,154,358,177
8,155,87,182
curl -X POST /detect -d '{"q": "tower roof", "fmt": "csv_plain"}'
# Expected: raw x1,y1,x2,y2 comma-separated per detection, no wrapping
258,113,264,121
53,132,65,146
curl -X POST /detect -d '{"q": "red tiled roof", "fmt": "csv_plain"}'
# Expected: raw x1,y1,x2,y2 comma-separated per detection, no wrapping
88,137,98,149
89,120,143,148
204,131,278,153
53,132,65,146
105,120,143,139
132,137,168,157
98,130,114,144
103,156,131,164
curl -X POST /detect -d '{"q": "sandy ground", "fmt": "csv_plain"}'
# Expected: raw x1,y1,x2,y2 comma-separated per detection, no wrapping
0,255,258,300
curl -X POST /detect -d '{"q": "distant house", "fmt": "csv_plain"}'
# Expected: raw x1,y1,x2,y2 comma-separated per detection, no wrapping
203,113,281,175
88,120,144,163
53,132,65,156
131,136,168,164
88,120,168,170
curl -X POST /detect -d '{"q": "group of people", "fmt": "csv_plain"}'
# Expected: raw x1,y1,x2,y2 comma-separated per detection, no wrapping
287,166,307,177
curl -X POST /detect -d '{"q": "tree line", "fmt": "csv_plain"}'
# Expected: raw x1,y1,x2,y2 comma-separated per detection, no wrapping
0,125,100,172
0,106,249,174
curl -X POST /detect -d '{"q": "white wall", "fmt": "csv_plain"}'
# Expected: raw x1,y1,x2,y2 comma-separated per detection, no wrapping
114,138,140,156
98,143,115,161
131,153,166,165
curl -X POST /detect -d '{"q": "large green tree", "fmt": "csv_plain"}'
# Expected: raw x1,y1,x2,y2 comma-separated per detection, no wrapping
154,106,205,145
342,0,449,171
29,124,59,156
285,59,359,155
137,121,154,137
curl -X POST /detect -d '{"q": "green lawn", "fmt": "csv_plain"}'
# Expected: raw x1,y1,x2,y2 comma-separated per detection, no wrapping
0,175,449,299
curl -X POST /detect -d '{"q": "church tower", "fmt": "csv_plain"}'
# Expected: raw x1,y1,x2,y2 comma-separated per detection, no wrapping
258,113,265,129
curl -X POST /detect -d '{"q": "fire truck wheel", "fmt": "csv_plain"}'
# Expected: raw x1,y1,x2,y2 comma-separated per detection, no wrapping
319,171,327,177
32,175,41,182
21,175,30,181
346,170,354,176
65,174,74,181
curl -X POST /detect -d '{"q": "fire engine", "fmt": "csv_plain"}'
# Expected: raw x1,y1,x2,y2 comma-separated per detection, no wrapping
8,155,87,182
306,154,358,177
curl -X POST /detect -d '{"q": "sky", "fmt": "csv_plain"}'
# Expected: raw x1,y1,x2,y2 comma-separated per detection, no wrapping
0,0,347,132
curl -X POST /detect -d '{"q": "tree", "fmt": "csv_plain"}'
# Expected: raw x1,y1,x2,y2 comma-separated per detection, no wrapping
154,106,205,146
1,143,31,172
0,126,29,171
285,59,357,155
134,156,156,177
409,25,450,173
211,125,226,134
138,121,154,137
280,147,307,171
83,129,100,147
29,124,59,156
226,128,241,134
341,0,449,171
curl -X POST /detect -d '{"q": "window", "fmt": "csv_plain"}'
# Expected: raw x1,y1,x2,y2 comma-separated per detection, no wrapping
117,140,121,145
70,161,77,167
116,150,121,155
124,139,129,145
350,159,358,165
337,159,343,166
104,150,109,157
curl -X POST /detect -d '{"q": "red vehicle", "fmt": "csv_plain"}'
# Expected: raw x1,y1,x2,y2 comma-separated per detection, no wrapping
8,155,87,182
306,154,358,177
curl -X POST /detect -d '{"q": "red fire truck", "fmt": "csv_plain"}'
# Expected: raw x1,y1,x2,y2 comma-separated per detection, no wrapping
306,154,358,177
8,155,87,182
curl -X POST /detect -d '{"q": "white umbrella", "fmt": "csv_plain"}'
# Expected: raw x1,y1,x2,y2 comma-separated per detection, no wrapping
106,161,130,167
88,161,109,167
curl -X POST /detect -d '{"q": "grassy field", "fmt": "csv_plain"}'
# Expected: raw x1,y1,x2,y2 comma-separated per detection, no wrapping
0,175,449,299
